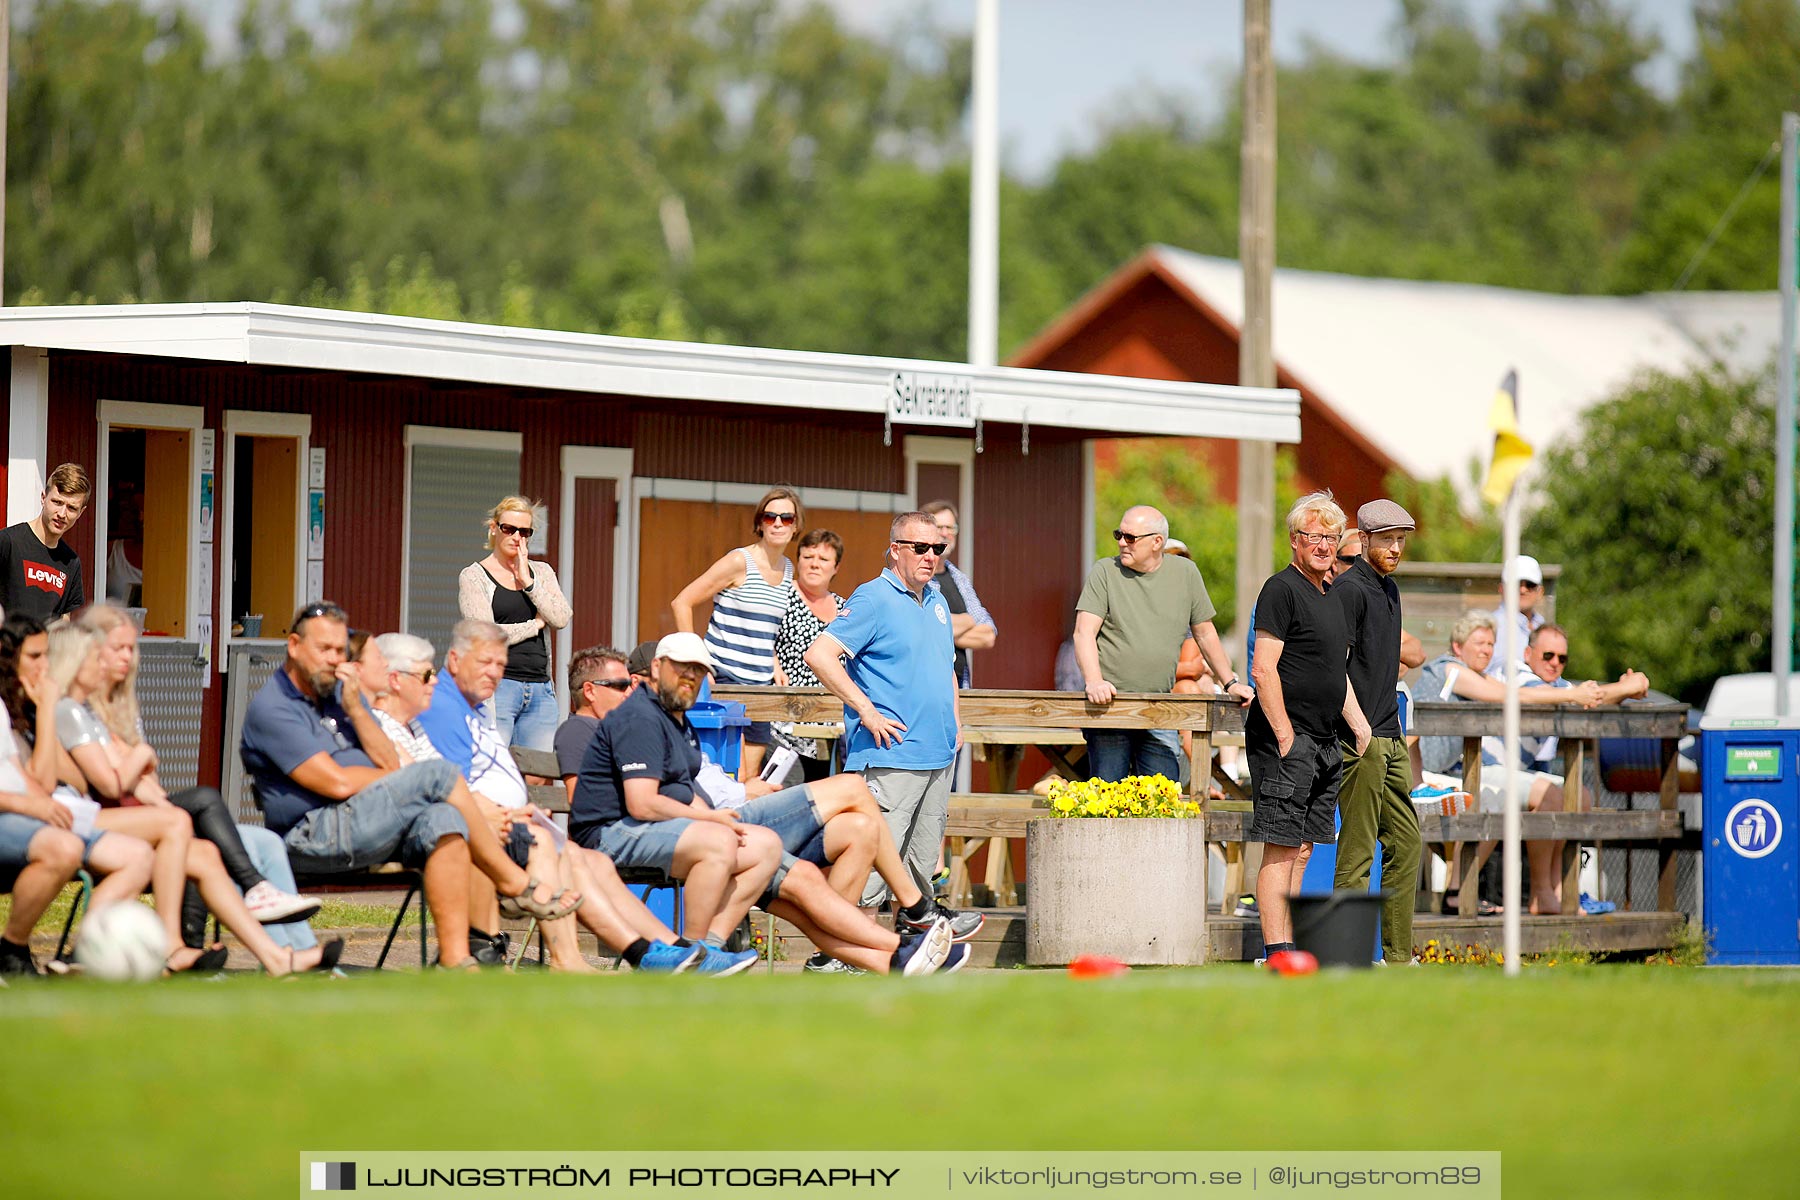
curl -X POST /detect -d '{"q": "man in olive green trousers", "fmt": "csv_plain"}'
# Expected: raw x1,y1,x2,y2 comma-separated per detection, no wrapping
1333,500,1423,964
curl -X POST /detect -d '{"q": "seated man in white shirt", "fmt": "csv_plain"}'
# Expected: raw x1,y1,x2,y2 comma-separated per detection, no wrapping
395,624,721,974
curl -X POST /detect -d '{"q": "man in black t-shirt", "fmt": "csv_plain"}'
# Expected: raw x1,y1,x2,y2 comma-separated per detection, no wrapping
0,464,91,625
1246,492,1368,963
1333,499,1423,965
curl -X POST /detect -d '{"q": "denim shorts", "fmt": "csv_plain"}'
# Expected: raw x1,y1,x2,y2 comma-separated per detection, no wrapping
281,760,470,872
588,816,693,876
0,811,104,868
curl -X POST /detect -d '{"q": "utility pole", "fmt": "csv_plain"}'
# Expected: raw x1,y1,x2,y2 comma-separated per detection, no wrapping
2,0,10,302
968,0,999,370
1776,112,1797,713
1236,0,1277,664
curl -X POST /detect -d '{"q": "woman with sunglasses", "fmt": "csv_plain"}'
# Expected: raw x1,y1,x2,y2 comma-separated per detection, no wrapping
458,496,571,752
671,485,802,779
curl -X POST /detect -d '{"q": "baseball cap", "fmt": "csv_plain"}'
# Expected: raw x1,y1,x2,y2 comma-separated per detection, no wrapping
1508,554,1544,586
628,640,658,676
1355,499,1416,533
654,632,715,674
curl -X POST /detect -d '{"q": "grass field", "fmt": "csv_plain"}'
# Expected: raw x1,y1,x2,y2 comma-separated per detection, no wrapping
5,964,1797,1198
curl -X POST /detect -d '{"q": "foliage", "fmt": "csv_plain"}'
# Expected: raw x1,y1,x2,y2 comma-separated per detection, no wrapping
1525,359,1775,704
1381,464,1503,563
1046,773,1201,819
7,0,1796,348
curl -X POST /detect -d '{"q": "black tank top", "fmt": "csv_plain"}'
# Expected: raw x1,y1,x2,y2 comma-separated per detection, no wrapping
483,566,548,682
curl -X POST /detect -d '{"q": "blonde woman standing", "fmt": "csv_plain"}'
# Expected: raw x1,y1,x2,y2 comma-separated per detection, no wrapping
458,496,571,751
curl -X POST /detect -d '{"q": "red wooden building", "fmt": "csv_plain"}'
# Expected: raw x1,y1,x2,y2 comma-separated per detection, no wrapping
3,303,1298,790
1009,246,1401,505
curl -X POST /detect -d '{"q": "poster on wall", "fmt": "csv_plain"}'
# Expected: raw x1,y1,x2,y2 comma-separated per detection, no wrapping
307,447,327,563
198,430,216,544
196,550,213,617
195,616,213,686
306,560,324,601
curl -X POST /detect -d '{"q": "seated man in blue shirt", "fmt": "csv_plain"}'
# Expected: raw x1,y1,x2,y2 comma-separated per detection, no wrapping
241,601,581,969
416,620,706,974
572,633,961,976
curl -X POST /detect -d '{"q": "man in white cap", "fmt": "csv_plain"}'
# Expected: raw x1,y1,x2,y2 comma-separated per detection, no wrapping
1333,499,1423,964
1491,554,1547,656
570,632,959,976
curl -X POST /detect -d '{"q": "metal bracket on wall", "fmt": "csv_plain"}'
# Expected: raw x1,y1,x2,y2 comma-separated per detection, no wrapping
1021,407,1030,457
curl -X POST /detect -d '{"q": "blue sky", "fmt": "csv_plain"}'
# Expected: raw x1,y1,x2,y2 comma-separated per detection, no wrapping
826,0,1701,178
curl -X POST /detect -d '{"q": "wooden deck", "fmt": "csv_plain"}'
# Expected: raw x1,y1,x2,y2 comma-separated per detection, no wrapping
756,906,1686,967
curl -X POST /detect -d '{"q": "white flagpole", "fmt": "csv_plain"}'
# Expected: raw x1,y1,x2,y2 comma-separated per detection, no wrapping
1501,488,1523,976
967,0,1000,370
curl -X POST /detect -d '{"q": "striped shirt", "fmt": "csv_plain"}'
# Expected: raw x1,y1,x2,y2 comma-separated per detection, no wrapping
703,547,794,684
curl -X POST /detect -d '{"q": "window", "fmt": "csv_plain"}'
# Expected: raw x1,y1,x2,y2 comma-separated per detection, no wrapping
402,427,523,658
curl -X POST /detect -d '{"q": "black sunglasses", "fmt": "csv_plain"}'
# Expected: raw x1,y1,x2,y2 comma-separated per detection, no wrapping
1539,650,1568,665
894,540,948,556
586,678,634,692
399,666,436,683
1112,529,1159,545
758,511,798,526
1335,552,1359,564
495,522,534,538
295,600,348,628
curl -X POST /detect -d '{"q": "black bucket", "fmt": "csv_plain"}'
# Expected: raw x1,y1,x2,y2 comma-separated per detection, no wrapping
1289,891,1387,968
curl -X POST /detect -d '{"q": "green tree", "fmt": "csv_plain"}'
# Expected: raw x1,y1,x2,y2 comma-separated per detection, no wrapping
1526,360,1775,703
1382,465,1503,564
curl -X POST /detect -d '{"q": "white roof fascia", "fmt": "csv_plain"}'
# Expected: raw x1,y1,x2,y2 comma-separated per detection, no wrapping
0,302,1300,444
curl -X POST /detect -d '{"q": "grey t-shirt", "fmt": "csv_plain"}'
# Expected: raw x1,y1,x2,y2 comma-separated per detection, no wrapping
1076,554,1217,693
55,698,111,752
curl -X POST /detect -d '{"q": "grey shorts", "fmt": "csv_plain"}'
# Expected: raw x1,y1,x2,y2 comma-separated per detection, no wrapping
0,811,104,869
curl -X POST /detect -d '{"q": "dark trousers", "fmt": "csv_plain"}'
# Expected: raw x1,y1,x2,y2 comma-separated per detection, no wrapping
174,786,265,948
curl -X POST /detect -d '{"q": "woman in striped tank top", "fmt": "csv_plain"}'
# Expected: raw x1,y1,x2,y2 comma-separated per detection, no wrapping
671,485,801,778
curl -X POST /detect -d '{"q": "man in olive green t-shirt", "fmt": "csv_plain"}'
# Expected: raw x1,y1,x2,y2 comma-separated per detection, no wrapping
1073,505,1254,782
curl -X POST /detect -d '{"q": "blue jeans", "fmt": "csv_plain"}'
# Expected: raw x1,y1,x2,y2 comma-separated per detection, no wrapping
238,825,317,951
1083,729,1182,784
493,678,559,751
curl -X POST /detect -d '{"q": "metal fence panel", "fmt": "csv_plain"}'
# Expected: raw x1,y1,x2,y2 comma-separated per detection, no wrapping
223,644,290,824
138,642,207,793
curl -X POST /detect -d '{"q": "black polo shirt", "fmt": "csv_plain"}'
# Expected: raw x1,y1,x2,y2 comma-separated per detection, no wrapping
570,686,702,842
1247,565,1349,742
1335,557,1403,739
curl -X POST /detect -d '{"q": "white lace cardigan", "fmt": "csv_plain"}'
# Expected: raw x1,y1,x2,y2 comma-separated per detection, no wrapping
457,560,573,646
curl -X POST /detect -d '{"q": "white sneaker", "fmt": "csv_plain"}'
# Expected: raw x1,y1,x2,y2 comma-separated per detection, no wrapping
243,881,322,925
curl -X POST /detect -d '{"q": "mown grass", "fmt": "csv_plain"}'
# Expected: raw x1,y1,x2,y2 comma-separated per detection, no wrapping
3,965,1795,1199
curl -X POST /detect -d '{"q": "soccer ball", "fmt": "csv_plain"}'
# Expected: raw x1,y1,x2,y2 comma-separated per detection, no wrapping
75,902,169,982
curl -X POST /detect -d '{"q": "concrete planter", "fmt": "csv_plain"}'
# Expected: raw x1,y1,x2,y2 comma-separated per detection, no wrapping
1025,817,1208,966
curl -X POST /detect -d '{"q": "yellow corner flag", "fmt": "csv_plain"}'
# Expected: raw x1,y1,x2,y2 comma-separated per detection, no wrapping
1481,369,1534,507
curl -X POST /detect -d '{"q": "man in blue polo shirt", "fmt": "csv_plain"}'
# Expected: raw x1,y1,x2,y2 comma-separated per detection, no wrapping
240,601,581,969
807,511,982,938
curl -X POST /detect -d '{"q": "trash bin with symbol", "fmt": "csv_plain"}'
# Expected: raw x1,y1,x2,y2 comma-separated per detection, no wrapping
1699,715,1800,964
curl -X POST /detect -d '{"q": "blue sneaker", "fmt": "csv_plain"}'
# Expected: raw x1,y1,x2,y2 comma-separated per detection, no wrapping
1578,893,1616,915
893,915,952,977
635,942,703,974
694,946,760,977
935,942,970,974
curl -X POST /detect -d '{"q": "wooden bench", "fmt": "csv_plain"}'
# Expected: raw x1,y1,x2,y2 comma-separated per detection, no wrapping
1411,702,1689,916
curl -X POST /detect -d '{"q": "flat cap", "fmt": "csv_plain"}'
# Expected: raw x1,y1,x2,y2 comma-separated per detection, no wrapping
1355,499,1416,532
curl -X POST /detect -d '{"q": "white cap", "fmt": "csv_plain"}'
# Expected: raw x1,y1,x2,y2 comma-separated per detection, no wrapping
653,632,715,674
1507,554,1543,586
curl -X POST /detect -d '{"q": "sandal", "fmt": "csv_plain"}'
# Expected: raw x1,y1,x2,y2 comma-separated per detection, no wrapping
166,945,230,976
312,938,346,974
498,877,581,922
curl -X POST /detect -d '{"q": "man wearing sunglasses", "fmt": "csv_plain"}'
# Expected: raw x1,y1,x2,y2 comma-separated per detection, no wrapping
806,511,984,940
554,646,636,803
1074,505,1252,783
1489,554,1548,655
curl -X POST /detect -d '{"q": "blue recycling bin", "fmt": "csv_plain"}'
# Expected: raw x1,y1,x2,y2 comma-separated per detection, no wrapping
1700,715,1800,964
688,700,750,775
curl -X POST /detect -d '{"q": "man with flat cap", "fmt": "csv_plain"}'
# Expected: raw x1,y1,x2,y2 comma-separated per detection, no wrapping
1333,498,1423,964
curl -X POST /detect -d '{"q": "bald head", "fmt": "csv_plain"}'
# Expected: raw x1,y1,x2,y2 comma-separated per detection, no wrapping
1114,505,1169,572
